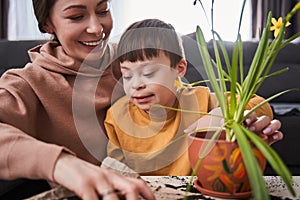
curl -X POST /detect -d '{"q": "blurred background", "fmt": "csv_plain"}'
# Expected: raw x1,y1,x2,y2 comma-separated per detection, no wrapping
1,0,252,41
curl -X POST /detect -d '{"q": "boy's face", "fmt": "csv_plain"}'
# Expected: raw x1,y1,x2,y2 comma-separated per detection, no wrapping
120,53,183,111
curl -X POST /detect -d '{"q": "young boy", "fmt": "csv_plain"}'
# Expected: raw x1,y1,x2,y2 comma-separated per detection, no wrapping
104,19,274,176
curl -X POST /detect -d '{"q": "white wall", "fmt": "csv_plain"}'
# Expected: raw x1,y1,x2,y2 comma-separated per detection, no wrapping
7,0,251,41
7,0,51,40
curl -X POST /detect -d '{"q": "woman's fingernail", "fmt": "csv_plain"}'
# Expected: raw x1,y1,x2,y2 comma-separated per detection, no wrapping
263,127,272,135
273,134,279,140
245,118,252,125
249,126,256,132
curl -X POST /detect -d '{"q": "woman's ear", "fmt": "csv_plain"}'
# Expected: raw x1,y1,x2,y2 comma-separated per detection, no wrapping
42,20,54,34
176,58,187,78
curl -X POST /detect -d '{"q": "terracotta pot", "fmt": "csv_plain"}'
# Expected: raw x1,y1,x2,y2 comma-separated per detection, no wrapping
188,130,266,199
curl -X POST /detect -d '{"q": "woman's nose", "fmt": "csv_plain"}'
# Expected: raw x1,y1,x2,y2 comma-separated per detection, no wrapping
86,16,103,36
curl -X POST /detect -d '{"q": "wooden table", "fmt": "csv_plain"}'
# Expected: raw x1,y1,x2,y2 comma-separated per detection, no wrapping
26,176,300,200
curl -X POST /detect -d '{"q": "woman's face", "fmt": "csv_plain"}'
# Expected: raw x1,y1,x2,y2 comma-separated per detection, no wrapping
45,0,113,62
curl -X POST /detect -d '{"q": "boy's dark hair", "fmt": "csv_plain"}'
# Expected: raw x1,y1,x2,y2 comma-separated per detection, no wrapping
117,19,185,68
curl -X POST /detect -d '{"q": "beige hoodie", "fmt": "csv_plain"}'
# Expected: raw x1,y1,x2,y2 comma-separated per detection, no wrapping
0,41,123,181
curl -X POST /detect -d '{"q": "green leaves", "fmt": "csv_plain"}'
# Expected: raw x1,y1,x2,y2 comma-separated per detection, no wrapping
188,1,300,199
242,125,296,197
196,26,229,122
192,1,300,198
233,122,269,200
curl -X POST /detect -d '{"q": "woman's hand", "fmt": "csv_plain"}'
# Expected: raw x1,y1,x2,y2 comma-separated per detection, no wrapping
244,111,283,145
53,153,155,200
184,108,283,145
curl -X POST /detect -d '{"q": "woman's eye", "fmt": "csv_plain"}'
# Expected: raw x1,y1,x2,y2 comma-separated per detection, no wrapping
97,2,110,16
69,15,84,21
97,9,109,16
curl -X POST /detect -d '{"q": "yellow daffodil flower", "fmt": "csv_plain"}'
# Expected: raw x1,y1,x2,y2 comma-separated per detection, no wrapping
174,77,185,92
296,2,300,10
270,17,291,38
174,76,194,92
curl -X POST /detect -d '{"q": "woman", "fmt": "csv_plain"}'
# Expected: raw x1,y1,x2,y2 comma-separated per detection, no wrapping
0,0,154,199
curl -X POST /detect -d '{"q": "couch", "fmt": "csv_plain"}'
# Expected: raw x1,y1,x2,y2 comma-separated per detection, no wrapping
182,33,300,175
0,36,299,198
0,40,45,74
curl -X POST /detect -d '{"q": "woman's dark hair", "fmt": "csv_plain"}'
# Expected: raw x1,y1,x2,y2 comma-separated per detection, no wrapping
32,0,56,33
117,19,185,68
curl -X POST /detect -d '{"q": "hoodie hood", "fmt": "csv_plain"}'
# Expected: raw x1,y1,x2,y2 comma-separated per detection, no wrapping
28,41,118,78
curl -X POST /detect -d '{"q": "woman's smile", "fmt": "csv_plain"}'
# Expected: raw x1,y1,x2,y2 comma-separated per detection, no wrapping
79,32,106,47
80,39,103,47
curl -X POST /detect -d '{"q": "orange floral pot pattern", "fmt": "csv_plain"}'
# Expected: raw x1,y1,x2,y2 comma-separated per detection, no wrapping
188,130,266,198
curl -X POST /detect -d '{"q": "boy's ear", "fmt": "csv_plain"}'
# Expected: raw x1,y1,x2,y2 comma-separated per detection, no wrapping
176,59,187,77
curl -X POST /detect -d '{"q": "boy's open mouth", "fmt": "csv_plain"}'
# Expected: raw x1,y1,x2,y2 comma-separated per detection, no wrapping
133,94,154,103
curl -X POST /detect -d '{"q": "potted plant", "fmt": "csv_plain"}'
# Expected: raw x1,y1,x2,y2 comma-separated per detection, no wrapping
184,0,300,199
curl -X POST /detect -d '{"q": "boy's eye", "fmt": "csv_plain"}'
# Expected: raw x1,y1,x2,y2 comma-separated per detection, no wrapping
123,74,132,80
144,72,153,77
143,71,155,77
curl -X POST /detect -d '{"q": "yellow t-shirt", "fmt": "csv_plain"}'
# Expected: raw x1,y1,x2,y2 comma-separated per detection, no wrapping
104,86,272,176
